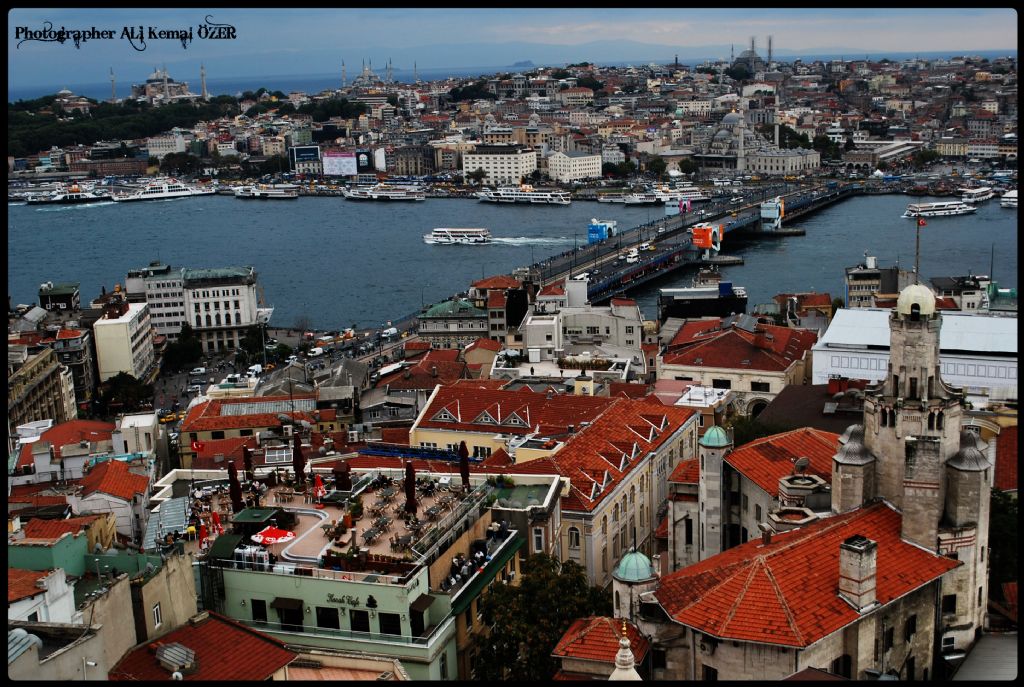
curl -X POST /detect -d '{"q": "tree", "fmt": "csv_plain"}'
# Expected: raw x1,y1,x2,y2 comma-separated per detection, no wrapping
728,415,790,446
549,68,571,80
725,63,750,81
239,325,265,357
293,315,313,333
988,488,1017,594
576,76,604,92
831,297,845,315
163,323,203,372
677,158,698,175
646,155,667,179
466,167,488,186
97,372,153,416
472,553,611,681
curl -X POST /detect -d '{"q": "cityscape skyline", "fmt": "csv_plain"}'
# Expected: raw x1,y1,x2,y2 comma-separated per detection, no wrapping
8,8,1018,95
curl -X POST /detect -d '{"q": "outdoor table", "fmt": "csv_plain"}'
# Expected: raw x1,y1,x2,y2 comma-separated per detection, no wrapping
406,520,423,532
397,534,414,550
362,528,380,543
373,499,388,510
374,516,392,530
380,487,396,501
425,506,441,520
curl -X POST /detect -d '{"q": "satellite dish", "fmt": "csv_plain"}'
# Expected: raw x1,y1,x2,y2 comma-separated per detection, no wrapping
794,457,810,474
318,446,327,456
172,671,184,681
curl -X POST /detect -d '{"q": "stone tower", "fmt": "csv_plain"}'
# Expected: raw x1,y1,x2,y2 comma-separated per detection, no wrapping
611,549,658,623
697,425,732,559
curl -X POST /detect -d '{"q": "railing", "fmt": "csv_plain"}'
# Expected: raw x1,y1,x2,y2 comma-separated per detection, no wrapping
243,615,455,647
411,486,492,560
213,557,412,586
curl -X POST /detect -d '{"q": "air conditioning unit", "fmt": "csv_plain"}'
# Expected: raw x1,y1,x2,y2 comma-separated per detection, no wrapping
283,425,294,437
348,431,361,443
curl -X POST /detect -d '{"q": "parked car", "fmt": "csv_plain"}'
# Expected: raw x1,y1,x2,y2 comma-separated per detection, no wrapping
187,384,203,394
189,367,207,376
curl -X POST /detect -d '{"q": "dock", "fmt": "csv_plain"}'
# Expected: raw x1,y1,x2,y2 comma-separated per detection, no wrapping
702,255,745,265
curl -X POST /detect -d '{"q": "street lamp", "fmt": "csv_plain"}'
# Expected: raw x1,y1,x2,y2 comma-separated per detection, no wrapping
83,659,98,680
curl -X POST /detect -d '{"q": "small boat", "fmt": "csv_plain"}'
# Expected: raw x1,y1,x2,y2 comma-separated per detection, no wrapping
1000,189,1017,208
423,227,492,244
25,183,111,205
902,201,978,218
235,184,299,199
905,185,930,196
960,186,995,204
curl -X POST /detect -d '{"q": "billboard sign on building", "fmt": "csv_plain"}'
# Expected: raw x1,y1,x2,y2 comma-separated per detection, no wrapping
356,149,374,172
322,150,357,176
288,145,321,170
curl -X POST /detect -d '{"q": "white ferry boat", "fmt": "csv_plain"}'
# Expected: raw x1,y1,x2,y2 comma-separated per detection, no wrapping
112,180,215,202
654,185,711,203
960,186,995,203
25,183,111,205
902,201,978,218
235,184,299,200
999,189,1017,208
423,227,492,245
342,183,425,201
476,185,571,205
622,192,660,206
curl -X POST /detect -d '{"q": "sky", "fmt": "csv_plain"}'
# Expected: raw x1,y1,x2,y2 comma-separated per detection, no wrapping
7,8,1018,92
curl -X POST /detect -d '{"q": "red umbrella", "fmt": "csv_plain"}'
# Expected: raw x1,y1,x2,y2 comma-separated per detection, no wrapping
404,461,417,515
292,433,305,486
251,525,296,545
458,440,470,492
198,523,208,543
314,473,326,501
227,461,244,513
211,510,223,534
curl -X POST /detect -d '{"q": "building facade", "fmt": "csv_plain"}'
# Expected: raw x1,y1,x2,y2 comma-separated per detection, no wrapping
182,266,272,353
93,299,155,383
8,347,77,428
462,144,538,185
125,262,187,340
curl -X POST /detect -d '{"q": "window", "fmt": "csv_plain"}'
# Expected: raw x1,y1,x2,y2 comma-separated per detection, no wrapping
316,606,340,630
742,494,749,512
703,665,718,681
251,599,267,623
755,504,762,521
883,626,894,652
568,527,580,549
905,614,917,641
652,647,667,670
211,431,225,440
465,607,473,632
942,636,955,649
533,527,545,552
378,612,401,636
831,654,852,679
942,594,957,614
152,602,162,628
712,378,731,389
751,381,770,392
685,518,693,545
440,652,448,679
349,609,370,633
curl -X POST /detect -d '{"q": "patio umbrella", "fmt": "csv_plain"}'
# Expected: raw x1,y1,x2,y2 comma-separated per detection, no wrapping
227,461,244,513
314,473,327,502
211,510,223,535
292,433,305,487
333,461,352,491
266,468,277,488
404,461,417,515
198,523,208,544
243,445,254,483
251,525,296,545
458,440,470,492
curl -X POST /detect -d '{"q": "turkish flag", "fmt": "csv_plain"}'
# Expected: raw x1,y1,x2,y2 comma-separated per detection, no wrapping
191,440,205,452
917,217,927,227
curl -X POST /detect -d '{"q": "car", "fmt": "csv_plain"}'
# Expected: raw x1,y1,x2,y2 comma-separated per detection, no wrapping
159,413,178,424
189,367,206,376
286,355,298,364
187,384,203,394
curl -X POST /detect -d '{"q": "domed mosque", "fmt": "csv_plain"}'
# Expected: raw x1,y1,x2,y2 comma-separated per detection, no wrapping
733,37,767,74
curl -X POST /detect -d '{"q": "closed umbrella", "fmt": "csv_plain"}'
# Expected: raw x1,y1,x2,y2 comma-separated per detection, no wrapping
251,525,296,545
198,523,208,544
227,461,244,514
211,510,223,535
334,461,352,491
243,445,254,483
292,433,305,487
314,473,326,502
404,461,417,515
458,440,470,492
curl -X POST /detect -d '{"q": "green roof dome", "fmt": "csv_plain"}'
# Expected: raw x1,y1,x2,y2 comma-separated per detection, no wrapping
700,425,731,448
613,550,656,583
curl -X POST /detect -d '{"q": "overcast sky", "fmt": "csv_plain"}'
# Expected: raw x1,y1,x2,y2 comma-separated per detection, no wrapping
8,8,1018,91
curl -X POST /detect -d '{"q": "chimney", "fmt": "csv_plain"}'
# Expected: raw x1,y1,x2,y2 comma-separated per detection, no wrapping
838,534,877,612
759,522,772,545
651,554,661,578
431,365,438,378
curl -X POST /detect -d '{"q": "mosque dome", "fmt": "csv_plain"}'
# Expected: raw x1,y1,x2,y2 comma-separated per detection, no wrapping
612,549,656,583
699,425,732,448
896,284,937,317
722,111,744,126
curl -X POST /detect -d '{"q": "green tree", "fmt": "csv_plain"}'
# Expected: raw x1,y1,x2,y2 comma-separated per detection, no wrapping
725,63,750,81
466,167,488,186
677,158,698,175
831,297,845,315
988,488,1017,592
97,372,153,416
472,553,612,681
646,155,667,179
159,152,202,175
728,415,790,446
549,68,571,79
163,323,203,372
576,76,604,92
239,325,265,357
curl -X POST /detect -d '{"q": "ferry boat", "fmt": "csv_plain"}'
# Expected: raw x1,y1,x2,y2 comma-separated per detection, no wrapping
423,227,492,245
657,266,748,323
1000,189,1017,208
112,180,215,202
25,183,111,205
342,183,425,201
960,186,995,204
622,192,660,206
902,201,977,218
597,193,627,203
476,185,571,205
654,185,711,203
235,184,300,200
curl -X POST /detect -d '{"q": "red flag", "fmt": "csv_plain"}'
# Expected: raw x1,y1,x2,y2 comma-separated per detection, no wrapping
917,217,927,227
191,440,205,452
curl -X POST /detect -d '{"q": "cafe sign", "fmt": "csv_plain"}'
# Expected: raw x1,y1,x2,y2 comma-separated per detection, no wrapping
327,593,361,606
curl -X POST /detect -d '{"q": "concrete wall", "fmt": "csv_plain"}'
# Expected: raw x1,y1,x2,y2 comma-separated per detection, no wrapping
132,552,199,642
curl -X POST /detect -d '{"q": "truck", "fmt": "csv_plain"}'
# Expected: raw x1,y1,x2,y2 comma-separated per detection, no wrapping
308,347,324,357
382,327,399,340
626,248,640,264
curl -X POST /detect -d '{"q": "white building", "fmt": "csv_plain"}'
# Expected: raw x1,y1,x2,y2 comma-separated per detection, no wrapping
7,567,79,623
182,266,273,353
125,262,185,340
463,144,537,185
811,308,1017,407
93,301,155,383
547,151,602,183
146,133,186,160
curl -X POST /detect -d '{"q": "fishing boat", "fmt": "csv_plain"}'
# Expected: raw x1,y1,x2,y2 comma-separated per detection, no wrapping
902,201,977,218
423,227,492,245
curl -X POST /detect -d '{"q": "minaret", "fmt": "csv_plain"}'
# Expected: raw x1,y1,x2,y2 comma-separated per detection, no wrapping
200,63,208,101
341,60,347,88
730,43,734,64
386,58,393,84
109,67,116,103
608,621,642,681
162,63,169,101
768,35,773,66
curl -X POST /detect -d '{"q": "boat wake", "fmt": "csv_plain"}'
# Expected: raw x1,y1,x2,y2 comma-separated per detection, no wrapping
490,236,576,246
34,201,117,211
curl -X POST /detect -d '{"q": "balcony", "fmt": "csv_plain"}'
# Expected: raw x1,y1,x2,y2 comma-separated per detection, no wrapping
242,613,455,649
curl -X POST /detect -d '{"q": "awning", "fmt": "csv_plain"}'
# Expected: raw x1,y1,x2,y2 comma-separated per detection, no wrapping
410,593,435,613
270,597,303,611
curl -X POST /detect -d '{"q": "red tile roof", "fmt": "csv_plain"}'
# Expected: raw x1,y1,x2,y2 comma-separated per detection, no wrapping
423,348,462,362
610,297,637,306
539,281,565,297
81,460,150,502
654,501,960,647
109,612,297,681
667,318,727,348
608,382,651,399
8,568,52,604
552,617,649,663
724,428,840,496
663,322,818,372
380,428,411,445
487,290,508,308
669,458,699,484
472,275,520,290
180,395,319,433
21,515,99,541
655,515,669,539
16,419,116,468
404,340,432,351
995,426,1017,492
378,359,468,389
466,337,502,353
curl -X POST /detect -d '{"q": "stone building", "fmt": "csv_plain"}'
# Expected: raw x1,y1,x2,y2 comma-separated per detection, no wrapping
8,346,77,428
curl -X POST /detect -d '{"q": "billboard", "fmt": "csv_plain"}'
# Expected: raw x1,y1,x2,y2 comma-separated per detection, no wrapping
323,150,357,176
356,149,374,173
290,145,321,163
